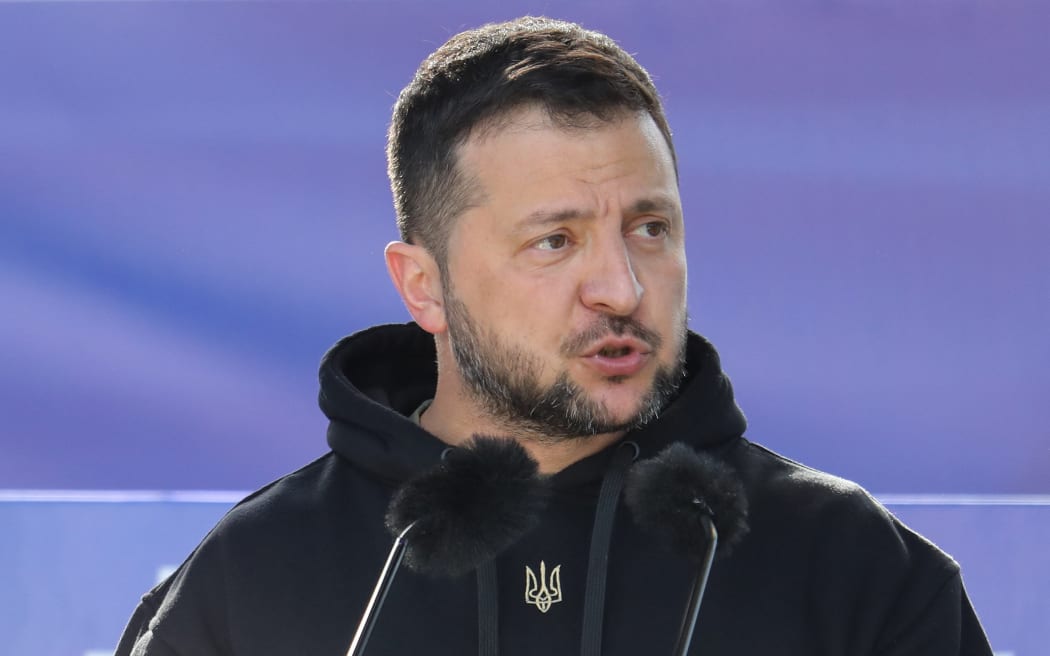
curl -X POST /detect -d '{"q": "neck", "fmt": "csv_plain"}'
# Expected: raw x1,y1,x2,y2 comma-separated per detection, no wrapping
419,386,624,474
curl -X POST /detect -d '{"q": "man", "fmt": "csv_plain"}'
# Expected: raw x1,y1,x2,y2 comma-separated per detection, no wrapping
117,17,993,655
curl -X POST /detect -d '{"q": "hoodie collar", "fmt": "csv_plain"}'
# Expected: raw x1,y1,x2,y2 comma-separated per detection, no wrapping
320,322,747,486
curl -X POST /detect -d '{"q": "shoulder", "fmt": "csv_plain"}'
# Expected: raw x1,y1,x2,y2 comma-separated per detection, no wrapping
205,451,392,555
152,452,359,592
725,438,968,648
121,452,391,653
734,439,865,496
734,439,955,566
731,438,938,551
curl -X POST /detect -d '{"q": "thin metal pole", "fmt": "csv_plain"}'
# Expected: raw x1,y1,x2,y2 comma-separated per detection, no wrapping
346,523,415,656
672,515,718,656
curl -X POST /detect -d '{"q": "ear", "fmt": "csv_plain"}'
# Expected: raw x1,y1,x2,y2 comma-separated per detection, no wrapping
385,241,447,334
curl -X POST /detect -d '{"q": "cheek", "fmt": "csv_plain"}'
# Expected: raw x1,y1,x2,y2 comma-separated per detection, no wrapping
668,251,688,297
643,256,687,303
506,281,585,356
471,271,568,330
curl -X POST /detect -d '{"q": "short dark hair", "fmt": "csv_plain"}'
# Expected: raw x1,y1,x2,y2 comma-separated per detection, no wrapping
386,16,676,267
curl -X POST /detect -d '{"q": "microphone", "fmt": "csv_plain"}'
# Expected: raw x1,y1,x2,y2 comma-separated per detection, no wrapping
624,442,749,656
346,435,548,656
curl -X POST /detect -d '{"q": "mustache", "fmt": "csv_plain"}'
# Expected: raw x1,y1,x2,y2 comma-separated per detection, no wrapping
561,315,663,356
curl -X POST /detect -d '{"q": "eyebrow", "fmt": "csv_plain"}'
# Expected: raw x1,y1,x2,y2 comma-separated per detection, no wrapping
516,196,679,232
627,196,679,217
519,207,588,230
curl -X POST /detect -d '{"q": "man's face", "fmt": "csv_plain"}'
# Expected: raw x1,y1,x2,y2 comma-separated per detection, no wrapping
441,107,688,441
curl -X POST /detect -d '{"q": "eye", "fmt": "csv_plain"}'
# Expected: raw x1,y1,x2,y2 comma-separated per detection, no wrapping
631,221,670,238
535,233,570,251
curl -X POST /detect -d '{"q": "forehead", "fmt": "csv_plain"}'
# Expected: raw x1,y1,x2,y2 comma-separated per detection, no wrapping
466,103,624,143
455,106,678,217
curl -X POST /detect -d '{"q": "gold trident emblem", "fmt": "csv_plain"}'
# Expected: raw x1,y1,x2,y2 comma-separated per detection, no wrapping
524,560,562,613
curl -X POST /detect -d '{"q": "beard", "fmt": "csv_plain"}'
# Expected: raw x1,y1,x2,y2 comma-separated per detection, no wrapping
443,287,686,442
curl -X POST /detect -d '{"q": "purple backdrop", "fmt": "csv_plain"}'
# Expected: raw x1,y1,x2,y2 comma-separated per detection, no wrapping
1,1,1047,494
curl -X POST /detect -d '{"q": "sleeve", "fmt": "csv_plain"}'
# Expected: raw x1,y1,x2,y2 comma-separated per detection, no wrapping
114,576,175,656
112,538,232,656
958,586,995,656
873,570,994,656
126,630,181,656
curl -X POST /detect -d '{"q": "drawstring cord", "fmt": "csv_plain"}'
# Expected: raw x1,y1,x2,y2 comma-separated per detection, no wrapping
580,441,640,656
477,560,499,656
474,439,640,656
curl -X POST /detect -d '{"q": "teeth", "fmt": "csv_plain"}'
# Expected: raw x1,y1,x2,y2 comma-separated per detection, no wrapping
599,347,631,357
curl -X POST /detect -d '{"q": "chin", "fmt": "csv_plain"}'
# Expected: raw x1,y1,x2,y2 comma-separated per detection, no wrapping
588,386,651,421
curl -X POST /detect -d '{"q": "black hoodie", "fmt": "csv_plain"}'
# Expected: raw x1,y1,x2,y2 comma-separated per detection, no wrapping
117,323,993,656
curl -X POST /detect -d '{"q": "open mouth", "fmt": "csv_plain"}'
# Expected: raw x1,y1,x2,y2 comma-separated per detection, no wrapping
583,340,650,377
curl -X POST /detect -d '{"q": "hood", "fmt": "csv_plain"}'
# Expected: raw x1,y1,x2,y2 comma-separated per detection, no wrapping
319,322,748,486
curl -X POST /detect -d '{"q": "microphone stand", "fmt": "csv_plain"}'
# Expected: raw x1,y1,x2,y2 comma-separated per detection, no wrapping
673,513,718,656
346,522,416,656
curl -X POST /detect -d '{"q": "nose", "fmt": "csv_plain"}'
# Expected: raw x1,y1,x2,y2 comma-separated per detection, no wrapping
578,236,644,316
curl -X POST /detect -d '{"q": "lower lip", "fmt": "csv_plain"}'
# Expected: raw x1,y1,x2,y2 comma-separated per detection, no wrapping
581,351,650,377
